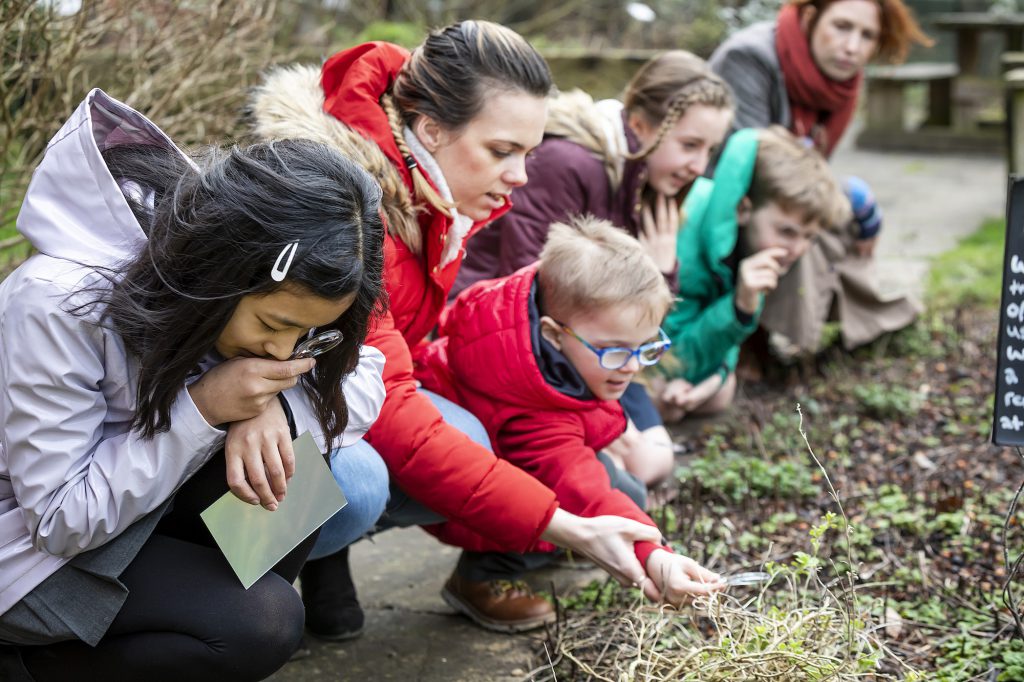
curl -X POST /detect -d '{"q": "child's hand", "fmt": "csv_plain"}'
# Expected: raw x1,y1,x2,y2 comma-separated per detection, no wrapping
662,375,723,414
188,357,315,426
735,247,788,314
657,378,692,422
604,419,642,471
643,549,724,605
605,419,674,485
639,193,681,274
224,399,294,511
853,236,877,258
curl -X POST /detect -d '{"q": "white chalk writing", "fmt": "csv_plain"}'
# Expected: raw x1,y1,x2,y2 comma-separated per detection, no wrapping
1002,414,1024,431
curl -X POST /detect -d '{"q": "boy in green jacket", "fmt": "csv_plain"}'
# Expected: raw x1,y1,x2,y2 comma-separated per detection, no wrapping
657,126,849,419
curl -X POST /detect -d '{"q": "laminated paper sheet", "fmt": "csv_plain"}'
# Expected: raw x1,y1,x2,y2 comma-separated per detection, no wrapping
201,432,347,588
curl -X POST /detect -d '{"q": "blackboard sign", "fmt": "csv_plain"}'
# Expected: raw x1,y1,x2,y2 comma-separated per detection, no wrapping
993,176,1024,445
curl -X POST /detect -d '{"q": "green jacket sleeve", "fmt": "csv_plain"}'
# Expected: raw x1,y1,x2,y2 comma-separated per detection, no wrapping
664,129,762,383
664,288,760,383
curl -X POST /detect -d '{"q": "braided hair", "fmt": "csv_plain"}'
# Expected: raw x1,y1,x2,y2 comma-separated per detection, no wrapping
623,51,733,162
381,91,454,239
383,20,551,253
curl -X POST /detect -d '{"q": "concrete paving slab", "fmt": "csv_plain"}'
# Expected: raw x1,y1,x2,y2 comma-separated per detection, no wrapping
274,610,539,682
831,142,1005,300
267,527,604,682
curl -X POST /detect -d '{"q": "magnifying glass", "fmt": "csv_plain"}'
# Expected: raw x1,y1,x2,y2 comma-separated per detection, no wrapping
724,571,771,587
289,329,344,360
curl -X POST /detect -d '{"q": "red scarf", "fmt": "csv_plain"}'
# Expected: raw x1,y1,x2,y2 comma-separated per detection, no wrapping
775,3,862,157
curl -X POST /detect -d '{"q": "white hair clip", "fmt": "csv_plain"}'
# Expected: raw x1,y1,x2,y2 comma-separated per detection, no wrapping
271,241,299,282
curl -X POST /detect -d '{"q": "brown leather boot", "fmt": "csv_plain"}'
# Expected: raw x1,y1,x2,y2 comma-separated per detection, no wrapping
440,572,556,633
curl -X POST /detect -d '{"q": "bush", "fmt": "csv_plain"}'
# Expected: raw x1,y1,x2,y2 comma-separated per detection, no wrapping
356,21,424,47
1,0,287,263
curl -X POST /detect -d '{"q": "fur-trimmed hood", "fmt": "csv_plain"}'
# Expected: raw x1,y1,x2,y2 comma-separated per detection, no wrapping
544,90,643,189
248,62,423,254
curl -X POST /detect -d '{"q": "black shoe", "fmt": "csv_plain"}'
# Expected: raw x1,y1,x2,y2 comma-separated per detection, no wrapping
300,547,364,641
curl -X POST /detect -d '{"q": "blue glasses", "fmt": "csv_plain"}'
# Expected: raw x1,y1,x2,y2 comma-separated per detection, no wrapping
557,322,672,370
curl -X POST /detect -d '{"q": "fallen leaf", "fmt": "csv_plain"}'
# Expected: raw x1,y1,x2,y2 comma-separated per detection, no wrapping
884,606,904,639
913,452,937,471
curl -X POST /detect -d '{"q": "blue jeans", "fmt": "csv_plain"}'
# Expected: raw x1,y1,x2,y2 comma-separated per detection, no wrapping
308,437,390,561
322,389,646,581
375,390,492,529
309,389,483,559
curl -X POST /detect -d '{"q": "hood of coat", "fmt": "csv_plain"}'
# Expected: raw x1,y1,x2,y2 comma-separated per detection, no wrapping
249,58,423,255
681,127,760,283
544,90,645,191
439,265,620,414
16,89,187,268
248,44,512,257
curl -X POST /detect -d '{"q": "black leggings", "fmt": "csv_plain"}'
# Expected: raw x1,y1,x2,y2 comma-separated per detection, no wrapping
20,453,316,682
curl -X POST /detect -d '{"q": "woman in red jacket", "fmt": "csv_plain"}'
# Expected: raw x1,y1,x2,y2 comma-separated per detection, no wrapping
250,20,663,637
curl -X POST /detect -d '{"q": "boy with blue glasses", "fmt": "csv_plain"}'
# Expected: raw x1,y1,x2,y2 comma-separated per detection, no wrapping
415,217,722,633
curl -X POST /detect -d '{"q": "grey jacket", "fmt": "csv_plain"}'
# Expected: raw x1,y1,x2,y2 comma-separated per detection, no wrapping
709,21,792,130
0,90,386,615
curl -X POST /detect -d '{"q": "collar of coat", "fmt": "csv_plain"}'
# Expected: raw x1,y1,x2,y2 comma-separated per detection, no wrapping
544,90,646,192
683,128,760,284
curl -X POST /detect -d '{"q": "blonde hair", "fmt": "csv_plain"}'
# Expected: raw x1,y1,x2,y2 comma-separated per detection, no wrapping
623,51,733,162
750,126,851,228
538,216,672,325
385,20,552,252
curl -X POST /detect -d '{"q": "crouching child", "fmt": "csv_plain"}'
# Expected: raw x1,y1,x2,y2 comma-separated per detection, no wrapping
656,126,850,420
415,216,722,633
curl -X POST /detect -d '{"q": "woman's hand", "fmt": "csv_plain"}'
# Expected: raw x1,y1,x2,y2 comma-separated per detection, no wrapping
639,193,682,274
225,399,294,511
188,357,315,427
540,509,662,587
643,549,724,604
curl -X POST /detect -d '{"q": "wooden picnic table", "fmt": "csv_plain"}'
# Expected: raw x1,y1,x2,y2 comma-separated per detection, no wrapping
933,12,1024,75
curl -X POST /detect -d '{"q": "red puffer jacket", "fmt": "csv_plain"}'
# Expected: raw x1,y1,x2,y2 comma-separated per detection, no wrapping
416,265,669,565
320,43,558,552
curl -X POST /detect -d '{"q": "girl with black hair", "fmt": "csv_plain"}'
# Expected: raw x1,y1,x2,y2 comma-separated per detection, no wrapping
0,89,387,681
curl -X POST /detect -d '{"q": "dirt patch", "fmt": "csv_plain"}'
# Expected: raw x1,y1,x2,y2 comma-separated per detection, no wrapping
535,306,1024,680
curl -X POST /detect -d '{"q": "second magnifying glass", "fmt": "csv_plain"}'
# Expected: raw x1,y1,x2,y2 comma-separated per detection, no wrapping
724,571,771,587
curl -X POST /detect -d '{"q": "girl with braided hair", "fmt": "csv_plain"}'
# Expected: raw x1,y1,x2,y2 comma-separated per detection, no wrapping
250,20,669,637
452,50,734,488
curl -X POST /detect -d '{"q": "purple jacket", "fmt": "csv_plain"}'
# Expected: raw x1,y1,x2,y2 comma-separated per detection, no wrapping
452,116,676,298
